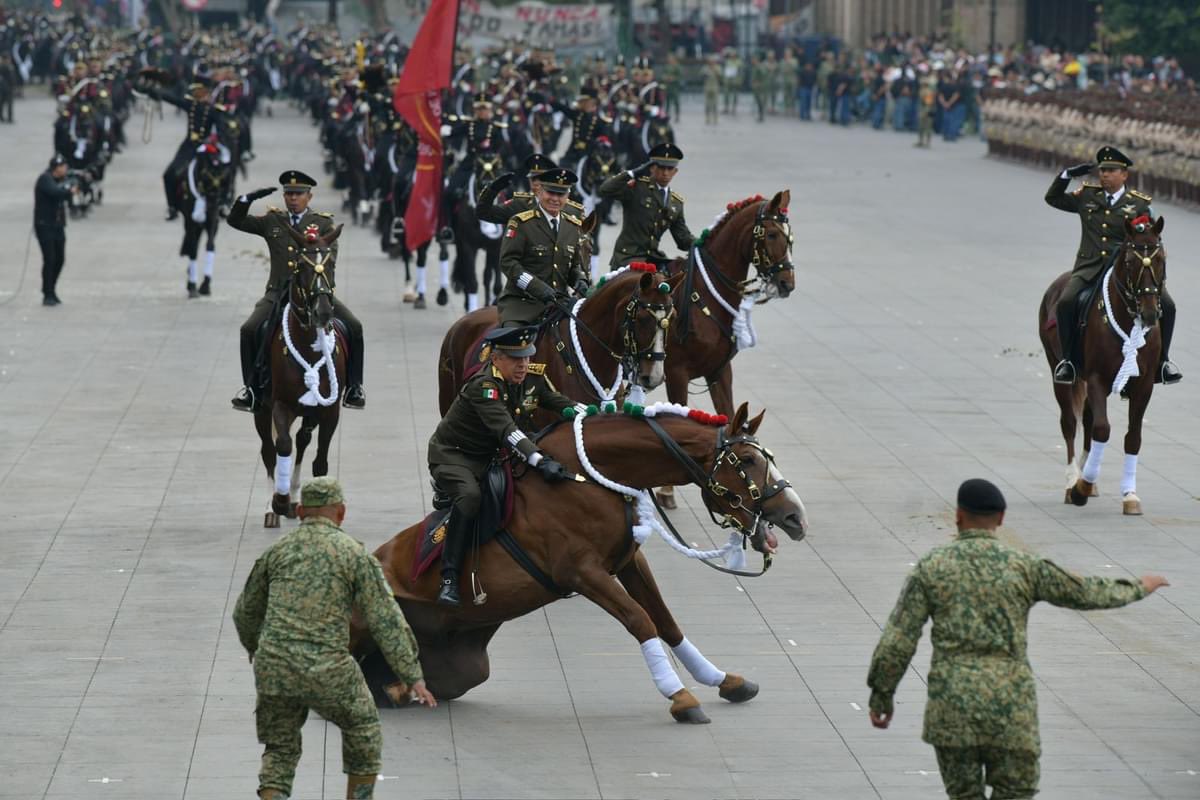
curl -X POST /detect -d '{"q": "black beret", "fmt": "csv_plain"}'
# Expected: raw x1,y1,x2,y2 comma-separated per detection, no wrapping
957,479,1006,515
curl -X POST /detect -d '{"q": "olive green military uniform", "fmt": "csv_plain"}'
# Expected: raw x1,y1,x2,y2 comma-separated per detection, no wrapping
722,54,743,114
227,199,363,390
750,59,769,122
868,528,1148,800
703,62,722,126
232,479,424,799
480,190,585,226
497,207,586,326
780,54,799,114
428,362,576,517
597,172,694,269
917,77,937,147
662,61,683,122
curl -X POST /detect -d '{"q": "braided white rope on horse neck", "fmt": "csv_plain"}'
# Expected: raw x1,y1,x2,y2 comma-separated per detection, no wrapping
692,247,758,351
571,405,745,568
1101,265,1148,396
281,302,340,406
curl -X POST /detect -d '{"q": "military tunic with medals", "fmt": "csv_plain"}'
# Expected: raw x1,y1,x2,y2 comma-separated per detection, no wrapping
597,142,694,269
497,169,588,327
1046,147,1177,378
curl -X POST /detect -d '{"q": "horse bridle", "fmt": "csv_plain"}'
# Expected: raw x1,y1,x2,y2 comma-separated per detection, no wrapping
291,248,336,329
1117,239,1164,315
643,417,791,539
620,288,674,374
745,202,795,299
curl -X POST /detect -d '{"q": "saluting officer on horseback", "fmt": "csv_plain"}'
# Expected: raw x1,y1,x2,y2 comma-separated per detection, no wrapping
227,170,368,412
441,92,509,244
1047,146,1181,387
598,141,694,271
428,326,580,606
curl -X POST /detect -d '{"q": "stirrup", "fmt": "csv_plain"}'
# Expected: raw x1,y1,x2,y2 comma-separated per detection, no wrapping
1052,360,1076,385
1161,361,1182,385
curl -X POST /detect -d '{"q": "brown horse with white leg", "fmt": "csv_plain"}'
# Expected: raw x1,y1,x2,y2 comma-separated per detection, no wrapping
1038,215,1166,515
656,191,796,508
351,403,808,723
255,223,347,527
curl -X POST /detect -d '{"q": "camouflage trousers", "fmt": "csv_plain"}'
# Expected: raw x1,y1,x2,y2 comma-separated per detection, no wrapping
255,657,382,796
934,746,1039,799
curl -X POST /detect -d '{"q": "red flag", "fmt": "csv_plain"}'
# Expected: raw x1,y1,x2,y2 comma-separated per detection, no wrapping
394,0,459,249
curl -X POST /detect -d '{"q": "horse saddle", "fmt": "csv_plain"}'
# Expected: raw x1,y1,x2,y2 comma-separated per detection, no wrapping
411,461,514,580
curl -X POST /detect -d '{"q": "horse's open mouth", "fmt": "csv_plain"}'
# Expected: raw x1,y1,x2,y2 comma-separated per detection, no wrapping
750,522,779,555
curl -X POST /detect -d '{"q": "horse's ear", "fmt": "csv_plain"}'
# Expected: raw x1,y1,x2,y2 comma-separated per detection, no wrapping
581,210,598,235
323,224,345,246
1154,215,1165,235
729,402,749,433
285,224,308,248
746,408,766,434
767,190,788,212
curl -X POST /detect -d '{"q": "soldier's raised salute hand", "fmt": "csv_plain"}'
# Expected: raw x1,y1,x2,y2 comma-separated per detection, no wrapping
246,186,276,202
630,161,654,179
1064,163,1095,178
1141,575,1170,593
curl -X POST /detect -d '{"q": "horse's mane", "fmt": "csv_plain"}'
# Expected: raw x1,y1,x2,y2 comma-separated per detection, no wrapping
704,195,764,244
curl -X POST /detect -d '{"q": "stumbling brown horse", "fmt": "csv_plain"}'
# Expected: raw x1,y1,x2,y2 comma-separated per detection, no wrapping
351,403,808,723
438,235,679,414
656,191,796,508
255,223,347,527
1038,215,1166,515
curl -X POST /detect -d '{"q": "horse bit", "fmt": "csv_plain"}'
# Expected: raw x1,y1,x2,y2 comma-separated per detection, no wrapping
620,287,675,375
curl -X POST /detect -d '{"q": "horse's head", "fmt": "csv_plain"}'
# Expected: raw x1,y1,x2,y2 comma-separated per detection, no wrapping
576,209,597,273
1119,214,1166,327
473,150,504,198
701,402,808,554
748,190,795,299
619,264,678,389
286,222,342,330
592,136,617,177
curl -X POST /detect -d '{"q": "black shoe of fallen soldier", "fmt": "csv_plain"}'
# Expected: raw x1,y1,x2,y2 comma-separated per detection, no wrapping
187,281,199,299
199,277,211,296
437,578,461,607
1052,361,1076,385
436,287,448,306
1160,362,1182,385
343,385,366,409
231,386,256,412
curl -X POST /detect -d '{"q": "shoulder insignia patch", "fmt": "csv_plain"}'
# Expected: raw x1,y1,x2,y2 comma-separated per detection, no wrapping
566,199,585,211
514,209,539,222
1130,189,1152,201
479,379,500,400
526,363,547,375
669,190,684,203
267,206,281,213
562,213,582,226
316,211,335,218
637,175,653,184
1081,181,1100,189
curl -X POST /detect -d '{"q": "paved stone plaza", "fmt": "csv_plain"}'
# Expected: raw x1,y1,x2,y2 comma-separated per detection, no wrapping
0,94,1197,800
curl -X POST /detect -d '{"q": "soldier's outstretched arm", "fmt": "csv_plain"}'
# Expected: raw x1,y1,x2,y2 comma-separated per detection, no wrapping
1032,559,1150,610
597,171,633,199
1044,172,1081,213
356,552,425,686
866,572,930,716
232,557,270,659
226,188,274,234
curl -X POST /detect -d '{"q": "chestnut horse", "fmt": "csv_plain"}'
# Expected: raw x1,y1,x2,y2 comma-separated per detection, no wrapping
352,403,808,723
255,224,347,527
656,191,796,508
437,259,678,415
1038,215,1166,514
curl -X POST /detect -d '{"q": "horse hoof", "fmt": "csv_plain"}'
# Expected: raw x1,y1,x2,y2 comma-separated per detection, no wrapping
288,502,299,518
1063,488,1073,505
718,674,759,704
436,288,448,306
272,494,291,516
669,689,710,724
264,512,279,528
1122,494,1143,516
1090,483,1100,497
1068,480,1093,507
656,490,677,510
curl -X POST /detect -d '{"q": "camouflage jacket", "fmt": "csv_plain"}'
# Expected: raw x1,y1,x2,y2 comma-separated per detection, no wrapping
233,516,423,690
867,529,1146,753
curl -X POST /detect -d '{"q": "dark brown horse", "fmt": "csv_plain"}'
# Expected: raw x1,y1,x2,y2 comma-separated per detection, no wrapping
255,224,348,527
656,191,796,508
351,403,808,723
437,251,679,415
1038,215,1166,515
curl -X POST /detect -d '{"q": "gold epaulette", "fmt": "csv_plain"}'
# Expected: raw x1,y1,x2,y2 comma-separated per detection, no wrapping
512,191,534,199
512,209,538,223
1130,189,1152,201
267,206,281,212
1081,181,1101,189
669,190,684,203
562,212,582,226
566,198,585,211
526,363,547,375
636,175,654,184
316,211,335,218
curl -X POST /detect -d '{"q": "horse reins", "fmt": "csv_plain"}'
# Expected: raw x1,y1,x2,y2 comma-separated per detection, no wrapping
292,248,336,330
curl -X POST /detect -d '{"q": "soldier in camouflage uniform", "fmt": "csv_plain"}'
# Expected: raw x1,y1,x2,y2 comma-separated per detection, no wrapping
233,477,437,800
429,326,580,605
597,141,693,271
1046,146,1181,386
867,478,1168,800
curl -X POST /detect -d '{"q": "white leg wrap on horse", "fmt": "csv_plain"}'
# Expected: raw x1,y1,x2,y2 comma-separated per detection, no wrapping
439,259,450,288
274,454,293,496
1081,440,1106,483
671,637,725,687
590,253,600,281
640,638,685,698
1121,453,1138,496
415,266,427,295
467,293,480,312
187,259,198,283
203,250,215,277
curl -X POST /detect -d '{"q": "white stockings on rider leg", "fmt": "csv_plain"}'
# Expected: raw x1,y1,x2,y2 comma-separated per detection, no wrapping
187,259,198,283
671,637,725,687
1081,440,1106,484
1121,453,1138,496
415,266,427,296
589,253,600,282
439,258,450,289
274,454,293,496
640,638,685,698
204,250,215,277
467,293,480,312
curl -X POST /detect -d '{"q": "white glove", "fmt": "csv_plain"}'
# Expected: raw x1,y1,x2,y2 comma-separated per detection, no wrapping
191,196,207,223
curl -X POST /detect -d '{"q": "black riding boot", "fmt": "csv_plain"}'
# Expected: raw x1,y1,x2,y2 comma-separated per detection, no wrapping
232,330,259,411
1054,298,1077,384
1159,300,1182,384
343,333,366,408
437,510,474,606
